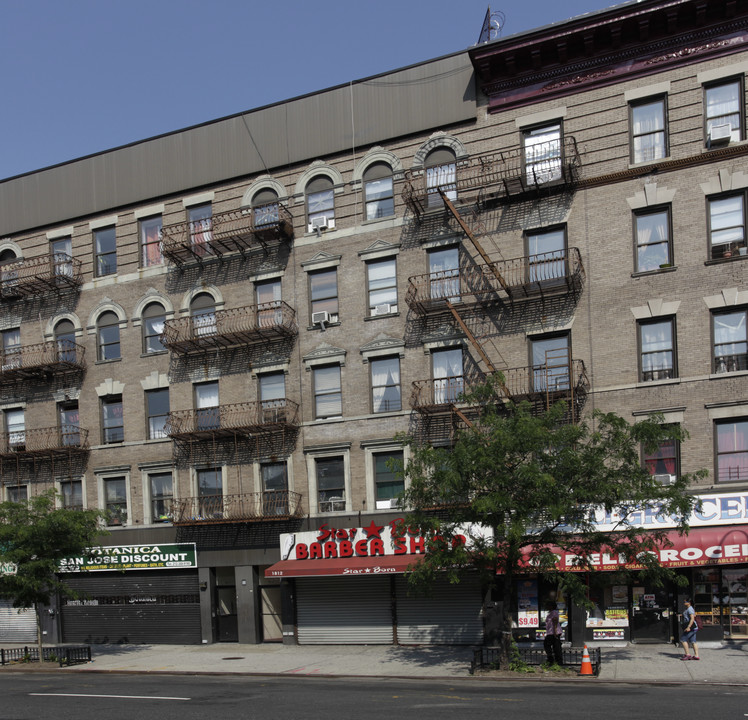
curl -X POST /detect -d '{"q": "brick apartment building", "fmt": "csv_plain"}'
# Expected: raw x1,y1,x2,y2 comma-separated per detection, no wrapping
0,0,746,646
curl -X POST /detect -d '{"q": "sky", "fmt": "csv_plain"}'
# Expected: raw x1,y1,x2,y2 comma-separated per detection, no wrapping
1,0,619,180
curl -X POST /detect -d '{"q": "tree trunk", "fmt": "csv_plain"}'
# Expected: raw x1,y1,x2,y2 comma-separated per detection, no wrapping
500,565,514,668
34,602,44,663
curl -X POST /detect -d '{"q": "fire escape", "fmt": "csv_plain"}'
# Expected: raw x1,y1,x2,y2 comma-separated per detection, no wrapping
404,139,589,437
0,253,82,300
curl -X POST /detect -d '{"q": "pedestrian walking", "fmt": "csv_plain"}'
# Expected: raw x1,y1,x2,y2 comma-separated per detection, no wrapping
679,598,700,661
544,601,564,666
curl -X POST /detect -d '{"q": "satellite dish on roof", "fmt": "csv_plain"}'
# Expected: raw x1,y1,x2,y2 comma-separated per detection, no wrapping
477,7,506,44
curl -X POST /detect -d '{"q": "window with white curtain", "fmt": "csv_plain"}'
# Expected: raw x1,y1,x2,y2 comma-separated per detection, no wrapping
639,318,676,381
630,98,667,163
713,309,748,373
1,327,21,370
428,246,460,302
194,381,220,430
523,123,562,184
190,293,217,337
708,194,747,259
188,204,213,255
4,408,25,451
142,302,166,353
431,348,463,404
256,279,282,327
259,371,286,423
705,79,742,143
635,208,672,271
367,258,397,315
313,365,342,418
371,356,401,413
424,148,457,207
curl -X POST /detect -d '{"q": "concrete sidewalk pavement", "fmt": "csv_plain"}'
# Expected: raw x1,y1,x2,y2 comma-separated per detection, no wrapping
36,640,745,684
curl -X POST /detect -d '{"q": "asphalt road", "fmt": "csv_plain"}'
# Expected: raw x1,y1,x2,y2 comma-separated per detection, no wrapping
1,673,747,720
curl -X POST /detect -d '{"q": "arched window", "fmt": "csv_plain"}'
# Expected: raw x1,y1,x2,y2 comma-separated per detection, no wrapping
0,249,19,294
306,176,335,230
97,311,121,361
0,249,17,264
363,163,394,220
142,302,166,353
55,319,77,363
252,188,280,228
190,293,216,338
424,148,457,208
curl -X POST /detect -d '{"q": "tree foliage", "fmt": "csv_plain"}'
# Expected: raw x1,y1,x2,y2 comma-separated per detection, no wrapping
0,490,105,656
398,376,706,662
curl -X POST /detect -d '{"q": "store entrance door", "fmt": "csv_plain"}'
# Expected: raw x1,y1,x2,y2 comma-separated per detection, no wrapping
630,585,674,643
215,567,238,642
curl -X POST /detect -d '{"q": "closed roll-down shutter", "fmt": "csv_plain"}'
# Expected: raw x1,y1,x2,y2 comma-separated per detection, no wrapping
60,570,201,645
297,576,393,644
395,575,484,645
0,601,36,643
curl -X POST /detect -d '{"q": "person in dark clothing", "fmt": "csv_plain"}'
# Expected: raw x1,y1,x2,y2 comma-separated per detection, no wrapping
544,601,563,665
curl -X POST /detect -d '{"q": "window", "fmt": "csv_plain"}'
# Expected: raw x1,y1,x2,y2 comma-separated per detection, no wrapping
94,226,117,277
531,334,570,391
639,318,676,381
432,348,463,404
188,204,212,255
425,148,456,207
142,302,166,353
1,327,21,370
97,311,121,361
374,450,404,507
716,419,748,483
526,227,566,284
197,467,223,517
428,246,460,302
523,123,562,184
316,456,345,512
313,365,342,419
252,189,280,228
259,371,285,422
104,476,127,526
0,249,18,292
55,319,77,363
306,176,335,230
4,408,25,451
50,236,73,278
256,279,282,327
140,215,163,267
705,79,743,144
149,472,173,522
644,435,680,483
262,462,289,515
101,395,124,444
146,388,169,439
635,208,673,271
59,401,80,447
363,163,394,220
195,382,220,431
630,97,667,163
367,258,397,316
190,293,217,337
708,194,747,259
713,309,747,373
60,479,82,510
371,356,401,413
309,269,339,322
6,485,27,503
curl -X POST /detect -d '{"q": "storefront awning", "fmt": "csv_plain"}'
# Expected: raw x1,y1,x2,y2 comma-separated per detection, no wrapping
265,554,423,578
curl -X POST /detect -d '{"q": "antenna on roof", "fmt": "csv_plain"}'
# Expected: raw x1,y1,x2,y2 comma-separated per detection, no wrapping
477,6,505,44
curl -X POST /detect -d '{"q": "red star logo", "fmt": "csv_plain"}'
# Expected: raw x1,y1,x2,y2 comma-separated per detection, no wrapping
362,520,384,539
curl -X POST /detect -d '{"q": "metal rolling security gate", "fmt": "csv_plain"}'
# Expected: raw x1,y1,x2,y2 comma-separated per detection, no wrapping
295,574,484,645
60,570,201,644
0,600,36,643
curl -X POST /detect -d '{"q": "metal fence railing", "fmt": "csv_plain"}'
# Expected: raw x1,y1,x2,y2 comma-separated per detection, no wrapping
0,645,91,667
470,645,601,675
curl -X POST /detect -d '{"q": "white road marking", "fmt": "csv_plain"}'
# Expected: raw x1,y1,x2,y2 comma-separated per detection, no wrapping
29,693,190,701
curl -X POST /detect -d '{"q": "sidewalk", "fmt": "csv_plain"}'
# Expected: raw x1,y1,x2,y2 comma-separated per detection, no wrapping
6,640,737,684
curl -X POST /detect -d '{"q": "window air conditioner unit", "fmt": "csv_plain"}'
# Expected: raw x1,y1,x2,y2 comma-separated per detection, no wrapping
376,498,399,510
309,216,334,233
653,473,677,485
311,310,331,326
373,303,391,316
709,123,732,144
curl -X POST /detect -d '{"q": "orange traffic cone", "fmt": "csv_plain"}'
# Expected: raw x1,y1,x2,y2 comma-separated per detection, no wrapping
579,644,594,676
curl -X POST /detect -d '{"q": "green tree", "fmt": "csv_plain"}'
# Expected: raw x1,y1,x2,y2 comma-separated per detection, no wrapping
398,376,706,667
0,490,105,660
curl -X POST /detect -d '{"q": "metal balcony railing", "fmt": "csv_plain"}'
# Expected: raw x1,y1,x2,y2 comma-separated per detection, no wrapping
0,254,82,299
170,490,304,525
0,425,88,458
165,399,300,440
161,302,297,355
405,248,585,314
161,203,293,266
0,340,85,384
403,138,581,220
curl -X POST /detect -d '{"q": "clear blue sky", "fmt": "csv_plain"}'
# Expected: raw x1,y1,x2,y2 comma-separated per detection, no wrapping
1,0,617,180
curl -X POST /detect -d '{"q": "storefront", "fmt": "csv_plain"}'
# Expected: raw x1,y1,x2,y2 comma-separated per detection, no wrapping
0,600,36,643
266,522,485,645
58,543,201,645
